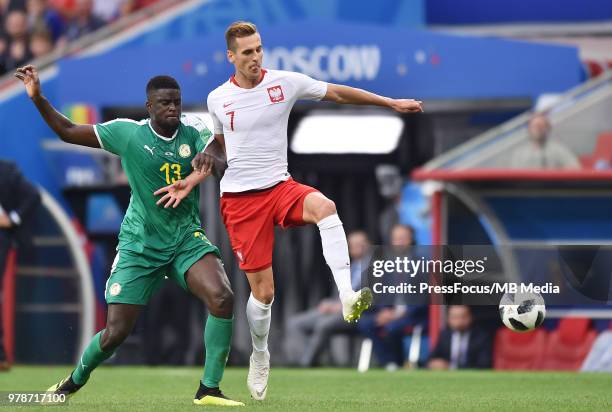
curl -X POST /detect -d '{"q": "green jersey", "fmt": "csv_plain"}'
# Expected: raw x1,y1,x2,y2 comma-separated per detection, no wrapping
94,114,211,253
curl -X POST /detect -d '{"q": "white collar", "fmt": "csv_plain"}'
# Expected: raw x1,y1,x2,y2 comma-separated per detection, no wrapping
148,119,178,141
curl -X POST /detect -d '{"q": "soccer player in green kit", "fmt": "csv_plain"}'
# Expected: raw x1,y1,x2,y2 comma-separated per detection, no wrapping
14,65,243,406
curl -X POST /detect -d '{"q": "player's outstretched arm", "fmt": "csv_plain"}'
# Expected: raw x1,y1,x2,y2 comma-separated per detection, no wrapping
153,134,227,208
323,83,424,113
153,170,209,208
153,136,227,208
14,65,100,148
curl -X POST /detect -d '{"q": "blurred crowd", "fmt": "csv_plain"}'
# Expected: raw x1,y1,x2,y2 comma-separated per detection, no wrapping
0,0,160,76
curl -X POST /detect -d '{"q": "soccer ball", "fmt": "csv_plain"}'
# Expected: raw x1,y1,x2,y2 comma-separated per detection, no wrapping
499,292,546,332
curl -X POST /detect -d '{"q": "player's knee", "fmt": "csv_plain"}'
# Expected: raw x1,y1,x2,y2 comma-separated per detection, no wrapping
315,199,337,221
100,325,131,351
253,285,274,304
208,285,234,317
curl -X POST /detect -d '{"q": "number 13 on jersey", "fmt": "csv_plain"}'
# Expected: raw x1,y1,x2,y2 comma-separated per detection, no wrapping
160,162,181,184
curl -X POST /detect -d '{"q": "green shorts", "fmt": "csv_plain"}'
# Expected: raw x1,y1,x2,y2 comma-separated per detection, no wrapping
105,229,221,305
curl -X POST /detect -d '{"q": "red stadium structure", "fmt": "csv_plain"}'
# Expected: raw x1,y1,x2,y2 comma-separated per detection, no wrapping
494,328,548,370
539,318,597,370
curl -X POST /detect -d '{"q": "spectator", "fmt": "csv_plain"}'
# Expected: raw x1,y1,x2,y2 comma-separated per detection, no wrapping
26,0,64,42
284,230,371,367
376,164,403,244
0,160,41,371
63,0,104,42
510,113,580,169
92,0,131,22
47,0,75,17
127,0,160,12
2,0,27,13
28,23,52,58
357,224,428,371
427,305,492,370
1,9,32,72
0,33,7,73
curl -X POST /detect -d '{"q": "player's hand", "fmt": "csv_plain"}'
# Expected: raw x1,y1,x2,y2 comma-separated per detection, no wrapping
389,98,423,113
0,213,12,228
154,179,195,209
14,65,42,99
191,152,215,175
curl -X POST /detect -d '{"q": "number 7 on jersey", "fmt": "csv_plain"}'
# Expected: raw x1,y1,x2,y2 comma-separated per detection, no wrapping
225,111,235,131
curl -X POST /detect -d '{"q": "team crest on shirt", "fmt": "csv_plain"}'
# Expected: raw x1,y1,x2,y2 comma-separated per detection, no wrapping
109,282,121,296
267,85,285,103
179,144,192,158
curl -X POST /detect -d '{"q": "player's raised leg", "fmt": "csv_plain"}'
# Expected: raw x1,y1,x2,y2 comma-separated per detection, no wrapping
185,253,244,406
47,303,142,398
244,268,273,400
302,192,373,322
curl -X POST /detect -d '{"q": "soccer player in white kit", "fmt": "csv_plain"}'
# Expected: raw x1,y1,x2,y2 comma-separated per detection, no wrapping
154,21,423,401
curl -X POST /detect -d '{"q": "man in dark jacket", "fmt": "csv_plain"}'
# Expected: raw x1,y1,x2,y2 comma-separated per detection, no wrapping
428,305,493,370
0,159,41,370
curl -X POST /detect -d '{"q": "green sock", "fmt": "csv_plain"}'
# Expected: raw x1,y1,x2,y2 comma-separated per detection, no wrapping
202,314,233,388
71,330,115,385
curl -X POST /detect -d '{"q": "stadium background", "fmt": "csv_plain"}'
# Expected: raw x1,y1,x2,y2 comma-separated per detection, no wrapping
0,0,611,377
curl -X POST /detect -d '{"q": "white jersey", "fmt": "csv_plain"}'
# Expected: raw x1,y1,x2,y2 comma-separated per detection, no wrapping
207,69,327,193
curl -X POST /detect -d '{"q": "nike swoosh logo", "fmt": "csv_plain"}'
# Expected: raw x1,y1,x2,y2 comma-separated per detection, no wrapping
223,102,234,108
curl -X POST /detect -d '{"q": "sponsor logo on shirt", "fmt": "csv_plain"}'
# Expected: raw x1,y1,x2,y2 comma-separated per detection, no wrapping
267,85,285,103
223,102,234,108
144,145,155,156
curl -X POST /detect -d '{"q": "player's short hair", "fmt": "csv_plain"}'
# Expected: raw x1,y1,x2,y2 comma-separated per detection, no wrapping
146,75,180,96
225,21,258,51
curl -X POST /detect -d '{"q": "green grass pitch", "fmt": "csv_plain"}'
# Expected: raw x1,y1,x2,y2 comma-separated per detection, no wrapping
1,366,611,411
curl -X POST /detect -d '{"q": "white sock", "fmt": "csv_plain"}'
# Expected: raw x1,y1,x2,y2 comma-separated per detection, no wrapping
317,214,354,300
246,293,273,357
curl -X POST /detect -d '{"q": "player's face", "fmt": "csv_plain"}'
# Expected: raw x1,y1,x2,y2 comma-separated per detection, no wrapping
448,306,472,332
147,88,182,130
528,115,550,144
348,232,369,260
228,33,263,81
391,226,413,249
